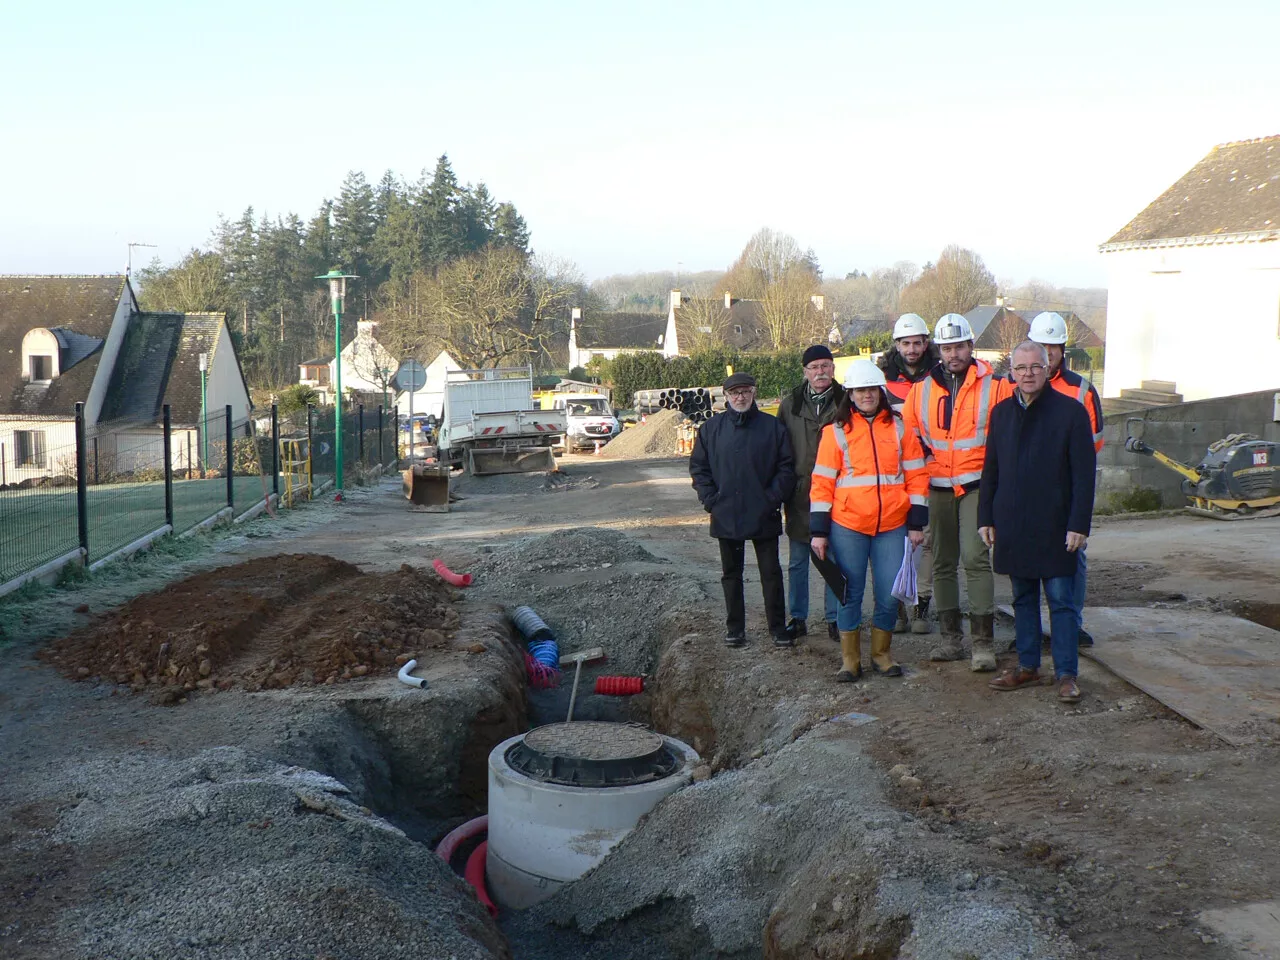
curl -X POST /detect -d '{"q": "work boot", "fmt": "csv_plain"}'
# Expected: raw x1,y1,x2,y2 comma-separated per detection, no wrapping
969,613,997,672
893,602,909,633
910,596,933,634
929,609,965,661
785,618,807,640
870,627,902,677
827,621,839,642
836,629,863,682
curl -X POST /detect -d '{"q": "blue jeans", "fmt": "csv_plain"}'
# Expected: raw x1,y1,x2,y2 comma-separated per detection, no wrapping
828,523,905,633
1072,547,1087,629
787,537,839,623
1011,575,1078,679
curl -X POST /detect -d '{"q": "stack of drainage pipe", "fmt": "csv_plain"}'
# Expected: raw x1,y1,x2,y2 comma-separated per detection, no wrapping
632,385,727,421
511,605,560,688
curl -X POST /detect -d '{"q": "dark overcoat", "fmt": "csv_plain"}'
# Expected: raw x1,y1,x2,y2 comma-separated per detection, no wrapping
775,381,839,541
690,404,796,541
978,387,1096,580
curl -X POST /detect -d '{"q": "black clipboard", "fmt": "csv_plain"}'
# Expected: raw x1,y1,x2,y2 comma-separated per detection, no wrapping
809,548,848,601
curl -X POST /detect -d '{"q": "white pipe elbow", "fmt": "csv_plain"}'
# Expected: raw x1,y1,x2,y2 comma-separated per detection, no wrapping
398,658,429,689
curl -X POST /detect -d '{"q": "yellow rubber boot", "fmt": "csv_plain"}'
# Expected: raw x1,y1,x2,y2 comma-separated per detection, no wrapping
870,627,903,677
836,629,863,682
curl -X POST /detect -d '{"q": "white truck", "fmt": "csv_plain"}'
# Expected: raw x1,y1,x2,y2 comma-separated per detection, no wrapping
547,393,621,452
438,366,567,475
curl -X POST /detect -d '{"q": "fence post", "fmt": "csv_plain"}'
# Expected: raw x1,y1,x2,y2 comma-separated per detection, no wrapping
271,403,280,496
306,403,314,495
162,405,174,529
93,436,99,485
377,405,383,466
225,405,234,509
392,405,398,463
358,404,365,464
74,402,89,560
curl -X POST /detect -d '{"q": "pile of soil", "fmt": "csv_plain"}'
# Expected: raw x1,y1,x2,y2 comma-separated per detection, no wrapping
40,554,461,698
600,408,687,459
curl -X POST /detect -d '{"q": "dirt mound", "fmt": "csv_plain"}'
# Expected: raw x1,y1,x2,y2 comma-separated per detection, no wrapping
471,526,662,578
600,408,687,459
41,554,461,697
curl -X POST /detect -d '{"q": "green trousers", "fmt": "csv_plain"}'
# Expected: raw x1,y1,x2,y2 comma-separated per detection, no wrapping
929,487,994,617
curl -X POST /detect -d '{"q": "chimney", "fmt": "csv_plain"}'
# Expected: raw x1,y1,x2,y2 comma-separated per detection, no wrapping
724,291,732,309
670,290,682,310
357,319,377,336
810,294,825,312
995,295,1005,308
571,307,582,324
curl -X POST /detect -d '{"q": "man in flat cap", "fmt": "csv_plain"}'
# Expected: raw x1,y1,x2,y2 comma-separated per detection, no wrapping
691,371,796,647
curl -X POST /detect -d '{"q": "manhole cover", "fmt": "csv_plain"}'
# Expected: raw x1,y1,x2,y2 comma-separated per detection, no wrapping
507,722,680,787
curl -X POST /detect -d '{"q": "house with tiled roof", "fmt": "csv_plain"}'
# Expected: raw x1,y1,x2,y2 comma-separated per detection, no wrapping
1100,135,1280,401
664,290,771,356
0,275,250,484
567,308,669,369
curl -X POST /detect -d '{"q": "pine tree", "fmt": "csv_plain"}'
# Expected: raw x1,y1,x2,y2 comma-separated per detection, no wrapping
421,154,466,268
492,202,530,253
332,170,377,282
458,182,497,251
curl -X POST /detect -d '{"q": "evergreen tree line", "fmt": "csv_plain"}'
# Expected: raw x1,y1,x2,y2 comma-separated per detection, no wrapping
137,155,531,388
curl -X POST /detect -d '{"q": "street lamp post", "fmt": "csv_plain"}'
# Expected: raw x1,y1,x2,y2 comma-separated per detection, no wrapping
316,269,359,500
198,352,209,472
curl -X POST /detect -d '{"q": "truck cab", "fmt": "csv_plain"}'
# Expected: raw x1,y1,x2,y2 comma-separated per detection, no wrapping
549,393,621,451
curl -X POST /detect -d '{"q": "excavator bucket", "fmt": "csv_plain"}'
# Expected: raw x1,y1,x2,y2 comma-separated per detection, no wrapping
467,445,556,476
403,463,450,511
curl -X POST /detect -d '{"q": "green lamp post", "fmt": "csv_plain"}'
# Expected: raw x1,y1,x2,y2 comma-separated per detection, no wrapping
316,268,359,500
198,351,209,472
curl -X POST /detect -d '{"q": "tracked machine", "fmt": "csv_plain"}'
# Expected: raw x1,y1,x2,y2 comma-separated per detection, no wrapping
1125,419,1280,519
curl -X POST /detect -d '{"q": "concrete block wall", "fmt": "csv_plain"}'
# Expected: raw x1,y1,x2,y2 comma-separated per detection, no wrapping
1097,389,1280,506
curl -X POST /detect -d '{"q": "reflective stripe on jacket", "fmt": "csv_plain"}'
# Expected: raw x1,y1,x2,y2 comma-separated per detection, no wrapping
809,411,929,538
902,359,1013,496
1049,368,1105,452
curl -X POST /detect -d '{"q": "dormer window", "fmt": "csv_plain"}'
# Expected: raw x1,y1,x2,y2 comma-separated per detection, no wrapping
22,327,62,382
30,355,53,381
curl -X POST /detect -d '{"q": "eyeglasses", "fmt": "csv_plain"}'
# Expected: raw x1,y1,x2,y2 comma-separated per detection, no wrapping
726,387,755,398
1012,364,1046,375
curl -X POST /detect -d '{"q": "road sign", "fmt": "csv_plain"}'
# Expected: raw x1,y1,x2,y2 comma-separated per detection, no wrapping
393,359,427,392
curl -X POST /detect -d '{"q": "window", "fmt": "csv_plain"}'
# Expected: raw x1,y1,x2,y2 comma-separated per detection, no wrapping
16,430,46,467
29,355,52,380
733,324,743,335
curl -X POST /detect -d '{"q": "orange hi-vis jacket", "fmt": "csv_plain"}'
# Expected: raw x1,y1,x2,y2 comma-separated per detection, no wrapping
903,359,1013,496
1048,367,1105,453
809,411,930,538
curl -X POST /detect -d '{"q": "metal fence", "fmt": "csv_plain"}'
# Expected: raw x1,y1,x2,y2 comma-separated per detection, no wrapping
0,401,398,592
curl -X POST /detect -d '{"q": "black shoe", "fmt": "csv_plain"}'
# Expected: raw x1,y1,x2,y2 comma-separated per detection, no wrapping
835,666,863,683
725,634,746,648
785,617,808,639
827,621,839,642
1078,629,1094,647
772,633,795,648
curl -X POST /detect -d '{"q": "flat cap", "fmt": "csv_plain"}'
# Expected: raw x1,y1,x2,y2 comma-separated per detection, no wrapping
723,372,757,391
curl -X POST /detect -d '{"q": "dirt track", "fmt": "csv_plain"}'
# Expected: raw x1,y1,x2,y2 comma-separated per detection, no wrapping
2,456,1278,959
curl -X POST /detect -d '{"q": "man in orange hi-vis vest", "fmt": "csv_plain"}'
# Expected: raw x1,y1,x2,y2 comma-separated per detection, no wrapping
902,313,1014,672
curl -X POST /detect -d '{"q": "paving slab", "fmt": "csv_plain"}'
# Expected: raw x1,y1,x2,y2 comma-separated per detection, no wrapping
1080,606,1280,745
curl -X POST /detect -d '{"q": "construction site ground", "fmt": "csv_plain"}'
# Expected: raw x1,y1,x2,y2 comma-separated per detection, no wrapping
1,455,1278,959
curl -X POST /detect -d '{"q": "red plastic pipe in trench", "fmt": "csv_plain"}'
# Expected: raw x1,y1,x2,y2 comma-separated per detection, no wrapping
594,675,645,696
435,814,487,865
432,559,473,587
465,841,499,918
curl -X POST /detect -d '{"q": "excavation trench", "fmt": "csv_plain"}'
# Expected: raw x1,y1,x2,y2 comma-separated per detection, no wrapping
328,527,1084,960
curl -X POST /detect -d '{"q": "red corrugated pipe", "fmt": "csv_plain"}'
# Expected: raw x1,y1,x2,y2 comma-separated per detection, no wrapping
434,814,488,866
465,840,499,917
433,559,473,587
594,675,645,696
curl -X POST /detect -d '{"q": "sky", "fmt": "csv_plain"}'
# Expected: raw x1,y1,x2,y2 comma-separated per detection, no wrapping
3,0,1278,290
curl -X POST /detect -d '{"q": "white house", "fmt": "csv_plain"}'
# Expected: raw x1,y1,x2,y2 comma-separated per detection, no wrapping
300,320,397,406
1101,135,1280,402
568,307,668,369
0,275,251,484
395,349,462,420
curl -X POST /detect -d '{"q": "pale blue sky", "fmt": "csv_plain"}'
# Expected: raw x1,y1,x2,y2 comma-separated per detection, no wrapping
3,0,1277,287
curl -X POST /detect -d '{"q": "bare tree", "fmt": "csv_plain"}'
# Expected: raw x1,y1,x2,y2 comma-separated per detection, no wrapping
675,283,732,352
722,227,819,299
760,265,823,349
899,245,996,321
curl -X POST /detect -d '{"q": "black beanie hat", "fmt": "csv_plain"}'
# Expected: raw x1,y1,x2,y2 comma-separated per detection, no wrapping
802,345,834,366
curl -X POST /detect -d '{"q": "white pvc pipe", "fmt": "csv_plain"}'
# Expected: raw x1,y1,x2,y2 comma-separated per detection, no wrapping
397,658,429,689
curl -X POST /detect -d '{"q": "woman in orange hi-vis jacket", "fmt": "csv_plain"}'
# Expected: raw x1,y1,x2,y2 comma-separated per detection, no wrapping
810,359,929,681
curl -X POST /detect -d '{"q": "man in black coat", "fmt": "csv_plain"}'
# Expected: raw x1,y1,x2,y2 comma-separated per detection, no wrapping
690,372,796,648
978,341,1096,704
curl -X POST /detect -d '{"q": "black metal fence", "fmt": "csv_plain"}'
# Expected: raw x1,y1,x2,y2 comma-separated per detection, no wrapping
1,402,398,590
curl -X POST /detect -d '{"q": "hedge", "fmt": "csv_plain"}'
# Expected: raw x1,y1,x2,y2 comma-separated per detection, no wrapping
600,348,806,407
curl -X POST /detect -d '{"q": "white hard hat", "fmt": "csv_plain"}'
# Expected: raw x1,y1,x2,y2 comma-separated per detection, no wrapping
933,313,974,345
842,358,887,389
893,313,930,340
1029,311,1068,345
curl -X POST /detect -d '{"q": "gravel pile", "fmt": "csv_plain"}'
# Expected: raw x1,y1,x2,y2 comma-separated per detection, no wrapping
40,556,461,696
599,408,687,459
51,747,508,960
471,527,662,578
